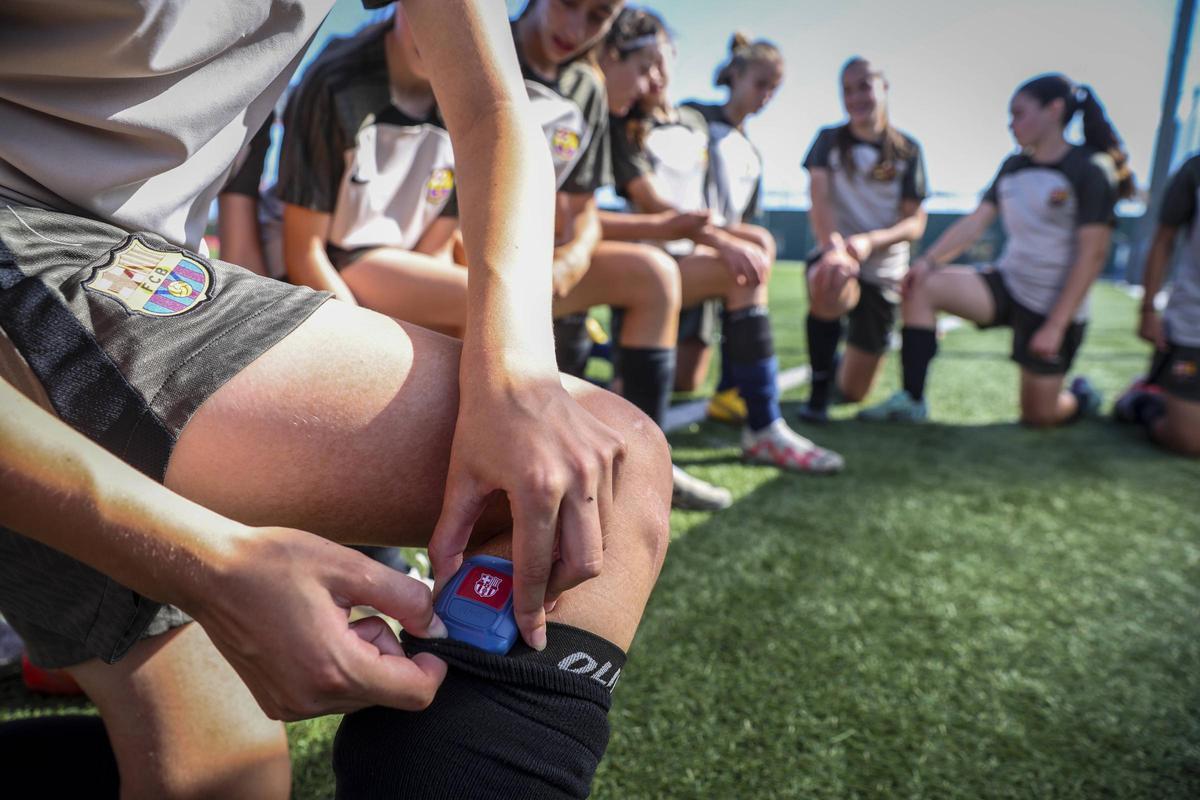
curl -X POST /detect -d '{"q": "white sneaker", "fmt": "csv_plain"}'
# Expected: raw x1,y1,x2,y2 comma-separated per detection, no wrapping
671,464,733,511
742,418,845,474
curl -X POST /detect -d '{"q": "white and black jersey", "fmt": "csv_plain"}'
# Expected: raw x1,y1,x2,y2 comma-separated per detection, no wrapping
803,125,927,291
275,23,457,267
1160,154,1200,347
982,146,1119,321
684,102,763,227
610,105,710,255
0,0,336,250
516,42,612,195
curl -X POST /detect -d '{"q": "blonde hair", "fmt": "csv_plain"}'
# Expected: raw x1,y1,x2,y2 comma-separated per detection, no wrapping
714,32,782,88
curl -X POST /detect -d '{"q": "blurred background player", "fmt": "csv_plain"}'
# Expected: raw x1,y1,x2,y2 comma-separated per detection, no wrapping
1114,153,1200,455
859,73,1132,426
512,0,735,508
800,56,928,423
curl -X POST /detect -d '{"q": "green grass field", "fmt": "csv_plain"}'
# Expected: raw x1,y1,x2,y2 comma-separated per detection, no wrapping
4,263,1198,799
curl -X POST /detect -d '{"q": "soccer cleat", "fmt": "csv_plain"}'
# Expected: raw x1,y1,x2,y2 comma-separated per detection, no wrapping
1113,377,1162,424
856,390,929,422
671,464,733,511
741,418,844,474
706,388,748,426
1069,376,1103,419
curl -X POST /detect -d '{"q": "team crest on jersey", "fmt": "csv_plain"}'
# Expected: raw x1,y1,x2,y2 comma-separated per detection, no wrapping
474,572,502,599
1048,188,1070,207
85,237,211,317
426,168,455,204
871,161,897,182
1173,358,1198,381
551,128,580,162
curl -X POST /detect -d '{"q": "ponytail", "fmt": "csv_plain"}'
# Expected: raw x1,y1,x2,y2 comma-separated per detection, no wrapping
1016,73,1134,199
714,32,781,88
836,56,914,180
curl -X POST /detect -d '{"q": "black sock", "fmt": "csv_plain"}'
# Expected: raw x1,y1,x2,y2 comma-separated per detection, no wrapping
901,326,937,401
334,623,625,800
553,315,592,378
806,314,842,410
619,346,675,428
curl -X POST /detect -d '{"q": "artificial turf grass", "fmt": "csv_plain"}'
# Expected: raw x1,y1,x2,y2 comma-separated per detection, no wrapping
3,264,1197,799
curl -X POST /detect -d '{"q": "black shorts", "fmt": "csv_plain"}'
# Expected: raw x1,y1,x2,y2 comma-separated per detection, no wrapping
0,202,329,667
804,260,897,355
979,268,1086,376
1153,342,1200,402
677,299,721,347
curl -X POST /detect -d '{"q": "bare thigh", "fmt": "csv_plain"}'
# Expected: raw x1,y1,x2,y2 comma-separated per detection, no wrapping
67,623,290,800
904,266,996,327
165,300,671,648
341,248,469,338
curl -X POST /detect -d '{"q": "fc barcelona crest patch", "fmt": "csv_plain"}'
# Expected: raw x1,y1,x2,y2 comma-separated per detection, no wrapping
426,168,455,204
551,127,580,162
1173,358,1198,381
871,161,897,182
1048,188,1070,207
85,237,212,317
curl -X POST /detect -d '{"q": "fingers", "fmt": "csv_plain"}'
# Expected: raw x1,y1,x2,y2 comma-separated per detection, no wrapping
349,615,406,657
332,556,447,640
345,646,448,713
546,485,604,601
428,472,488,594
509,486,561,650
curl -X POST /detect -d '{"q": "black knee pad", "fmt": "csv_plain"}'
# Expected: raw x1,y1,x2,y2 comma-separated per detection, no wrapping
333,623,626,799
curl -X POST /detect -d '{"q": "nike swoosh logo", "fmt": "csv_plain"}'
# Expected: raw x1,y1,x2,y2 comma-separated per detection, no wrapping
349,173,369,185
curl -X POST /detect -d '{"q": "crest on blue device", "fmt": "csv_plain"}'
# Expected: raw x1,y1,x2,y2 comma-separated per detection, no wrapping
434,555,519,654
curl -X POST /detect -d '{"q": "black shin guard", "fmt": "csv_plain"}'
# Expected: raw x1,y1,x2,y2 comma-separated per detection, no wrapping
333,624,626,800
806,314,842,410
901,326,938,401
554,315,592,378
618,346,675,427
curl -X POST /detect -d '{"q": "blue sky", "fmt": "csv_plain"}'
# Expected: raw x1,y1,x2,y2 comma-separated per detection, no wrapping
313,0,1193,210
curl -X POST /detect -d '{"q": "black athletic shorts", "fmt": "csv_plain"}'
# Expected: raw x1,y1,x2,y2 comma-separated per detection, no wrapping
0,202,329,667
979,267,1086,376
678,299,721,347
1154,342,1200,402
805,259,897,355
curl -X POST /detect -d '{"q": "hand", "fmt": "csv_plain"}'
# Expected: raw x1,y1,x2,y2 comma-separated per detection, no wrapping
190,527,448,721
658,210,711,240
1029,320,1066,362
844,233,874,264
902,256,934,298
552,255,588,299
717,235,770,287
429,368,625,651
811,233,860,296
1138,308,1166,350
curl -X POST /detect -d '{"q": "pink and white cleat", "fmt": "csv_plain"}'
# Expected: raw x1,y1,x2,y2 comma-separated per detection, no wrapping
742,418,845,474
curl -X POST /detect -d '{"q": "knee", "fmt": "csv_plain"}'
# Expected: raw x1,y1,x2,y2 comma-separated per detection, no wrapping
746,225,777,262
632,246,682,314
1019,407,1060,428
578,388,671,570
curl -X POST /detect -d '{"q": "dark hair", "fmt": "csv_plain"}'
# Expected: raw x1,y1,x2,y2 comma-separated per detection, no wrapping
836,56,914,180
605,7,670,150
1016,73,1135,199
714,31,782,88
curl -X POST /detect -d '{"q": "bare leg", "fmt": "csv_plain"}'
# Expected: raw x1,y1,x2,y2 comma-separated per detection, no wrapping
66,624,291,800
838,345,885,402
1018,370,1078,426
341,247,469,338
674,338,712,392
678,245,768,311
553,241,680,348
903,266,996,328
1151,395,1200,455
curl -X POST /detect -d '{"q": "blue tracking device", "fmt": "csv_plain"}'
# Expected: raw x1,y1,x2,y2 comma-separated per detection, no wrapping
434,555,519,654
